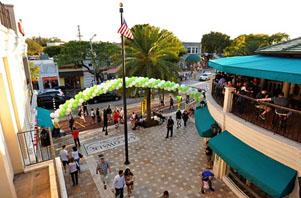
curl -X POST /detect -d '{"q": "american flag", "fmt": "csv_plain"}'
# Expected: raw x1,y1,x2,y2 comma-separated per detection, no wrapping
117,19,134,39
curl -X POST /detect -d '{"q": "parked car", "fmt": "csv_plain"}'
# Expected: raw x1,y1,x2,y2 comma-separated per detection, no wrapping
40,89,64,96
37,94,70,109
199,73,212,81
87,91,121,104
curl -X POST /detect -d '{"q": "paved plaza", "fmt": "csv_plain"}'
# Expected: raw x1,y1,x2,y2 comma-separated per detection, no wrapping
54,113,236,198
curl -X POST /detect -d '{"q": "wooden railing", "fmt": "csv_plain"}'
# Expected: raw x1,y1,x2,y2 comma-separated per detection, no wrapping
0,2,12,29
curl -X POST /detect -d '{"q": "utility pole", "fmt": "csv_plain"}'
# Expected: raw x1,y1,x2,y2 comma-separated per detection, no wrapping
77,25,82,41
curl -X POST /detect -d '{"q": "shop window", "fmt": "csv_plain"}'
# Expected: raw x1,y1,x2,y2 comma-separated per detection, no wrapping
196,48,198,54
65,76,80,89
192,48,195,54
227,166,272,198
187,47,191,54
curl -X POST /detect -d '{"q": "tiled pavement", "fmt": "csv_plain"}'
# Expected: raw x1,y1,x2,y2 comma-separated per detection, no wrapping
54,113,237,198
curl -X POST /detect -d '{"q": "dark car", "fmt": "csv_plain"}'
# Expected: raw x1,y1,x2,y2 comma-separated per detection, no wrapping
37,94,70,109
88,91,121,104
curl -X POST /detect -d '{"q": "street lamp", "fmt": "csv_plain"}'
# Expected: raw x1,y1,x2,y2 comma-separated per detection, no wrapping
90,34,97,84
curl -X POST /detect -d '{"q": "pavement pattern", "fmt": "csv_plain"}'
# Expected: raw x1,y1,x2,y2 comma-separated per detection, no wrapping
54,111,236,198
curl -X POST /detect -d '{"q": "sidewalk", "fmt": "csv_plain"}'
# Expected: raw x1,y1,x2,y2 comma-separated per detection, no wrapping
54,112,236,198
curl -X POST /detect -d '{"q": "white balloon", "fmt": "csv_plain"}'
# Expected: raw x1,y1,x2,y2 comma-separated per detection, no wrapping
66,109,71,113
54,118,59,123
50,113,55,118
92,93,96,97
79,98,84,103
59,104,63,109
54,112,60,118
68,104,72,108
70,98,74,103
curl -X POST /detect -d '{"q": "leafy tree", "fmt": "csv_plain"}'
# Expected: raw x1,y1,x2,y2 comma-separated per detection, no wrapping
29,62,40,81
201,31,231,53
223,33,290,56
43,46,62,57
55,41,120,83
31,36,62,47
26,39,43,55
123,24,184,122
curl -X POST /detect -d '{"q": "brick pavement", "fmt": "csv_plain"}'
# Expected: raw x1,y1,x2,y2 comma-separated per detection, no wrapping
54,111,236,198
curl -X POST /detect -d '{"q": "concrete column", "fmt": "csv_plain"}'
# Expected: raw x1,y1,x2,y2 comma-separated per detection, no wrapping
209,76,215,94
223,87,236,113
282,82,290,97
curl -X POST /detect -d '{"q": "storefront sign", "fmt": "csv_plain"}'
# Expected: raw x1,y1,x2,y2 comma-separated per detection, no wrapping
83,132,140,155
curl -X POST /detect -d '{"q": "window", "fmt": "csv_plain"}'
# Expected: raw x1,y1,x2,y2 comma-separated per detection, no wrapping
187,47,191,53
196,48,198,54
192,48,195,54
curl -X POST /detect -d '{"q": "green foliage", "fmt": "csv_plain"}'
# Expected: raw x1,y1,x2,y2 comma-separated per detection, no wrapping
223,33,290,57
31,36,62,47
201,31,231,53
43,46,62,57
29,62,40,80
26,39,43,55
94,42,121,70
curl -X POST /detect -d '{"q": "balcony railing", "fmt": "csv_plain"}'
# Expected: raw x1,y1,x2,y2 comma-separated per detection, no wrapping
231,92,301,143
211,81,224,108
0,2,12,29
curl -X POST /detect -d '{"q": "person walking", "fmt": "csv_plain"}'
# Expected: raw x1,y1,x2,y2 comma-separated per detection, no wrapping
96,154,111,190
91,108,96,124
83,102,89,116
119,107,124,124
166,116,174,138
59,145,69,173
176,110,182,128
69,157,79,186
78,106,86,124
169,96,174,110
103,109,108,135
72,147,81,172
71,127,81,147
113,110,120,129
112,170,125,198
159,191,169,198
96,107,101,125
107,105,112,123
69,116,75,132
205,141,213,169
124,168,135,197
182,110,189,127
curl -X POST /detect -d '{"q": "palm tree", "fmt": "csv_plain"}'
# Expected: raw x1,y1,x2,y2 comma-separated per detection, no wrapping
123,24,184,123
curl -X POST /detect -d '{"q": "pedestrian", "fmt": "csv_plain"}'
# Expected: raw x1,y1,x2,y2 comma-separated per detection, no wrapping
160,97,165,107
159,191,169,198
53,121,60,138
69,116,75,132
72,127,81,147
201,171,215,192
112,170,125,198
113,110,120,128
169,96,174,110
96,107,101,125
69,157,79,186
176,110,182,128
72,147,81,172
166,116,174,138
119,107,124,124
205,141,213,169
96,154,111,190
130,112,136,128
59,145,69,173
83,101,89,116
78,106,86,124
124,168,135,197
107,105,112,123
103,109,108,135
182,110,189,127
201,177,211,194
91,108,96,124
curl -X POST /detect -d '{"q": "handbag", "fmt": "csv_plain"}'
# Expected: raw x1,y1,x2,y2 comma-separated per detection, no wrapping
79,152,83,158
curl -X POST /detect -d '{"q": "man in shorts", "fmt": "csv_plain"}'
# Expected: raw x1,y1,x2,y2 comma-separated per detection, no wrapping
96,154,111,190
60,145,69,173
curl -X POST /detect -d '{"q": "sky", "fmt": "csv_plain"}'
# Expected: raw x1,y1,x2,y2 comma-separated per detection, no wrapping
5,0,301,43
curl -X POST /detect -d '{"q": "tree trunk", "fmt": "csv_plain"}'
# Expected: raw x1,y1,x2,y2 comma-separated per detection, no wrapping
146,88,151,122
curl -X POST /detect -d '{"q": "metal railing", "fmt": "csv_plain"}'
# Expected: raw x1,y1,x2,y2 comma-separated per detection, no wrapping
17,128,53,166
231,92,301,143
211,82,224,108
0,2,11,29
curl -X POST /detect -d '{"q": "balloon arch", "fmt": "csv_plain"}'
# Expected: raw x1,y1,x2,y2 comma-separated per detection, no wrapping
50,76,204,123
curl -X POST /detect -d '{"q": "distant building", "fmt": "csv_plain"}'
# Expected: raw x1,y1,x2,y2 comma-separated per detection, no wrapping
46,42,64,47
180,42,203,70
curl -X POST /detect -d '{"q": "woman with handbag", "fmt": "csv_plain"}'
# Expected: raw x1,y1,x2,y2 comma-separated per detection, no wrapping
72,147,82,172
69,157,79,186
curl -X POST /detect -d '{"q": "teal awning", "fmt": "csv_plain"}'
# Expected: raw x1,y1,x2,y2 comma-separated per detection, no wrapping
195,105,215,137
208,131,297,198
185,54,201,62
36,107,53,130
209,55,301,84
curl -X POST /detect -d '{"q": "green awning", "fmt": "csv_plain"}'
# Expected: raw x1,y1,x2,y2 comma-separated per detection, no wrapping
36,107,53,130
185,54,201,62
208,131,297,198
195,105,215,137
209,55,301,84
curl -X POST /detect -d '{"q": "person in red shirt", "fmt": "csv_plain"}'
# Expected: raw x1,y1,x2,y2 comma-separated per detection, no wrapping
113,110,120,129
72,128,80,147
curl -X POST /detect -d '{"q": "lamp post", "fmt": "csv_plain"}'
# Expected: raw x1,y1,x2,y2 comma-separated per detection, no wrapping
90,34,97,84
120,3,130,165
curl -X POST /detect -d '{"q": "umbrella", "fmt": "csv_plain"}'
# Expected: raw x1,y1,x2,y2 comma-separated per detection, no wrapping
202,171,214,178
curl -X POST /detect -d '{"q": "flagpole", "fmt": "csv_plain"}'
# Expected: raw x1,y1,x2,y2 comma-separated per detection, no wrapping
120,3,130,165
